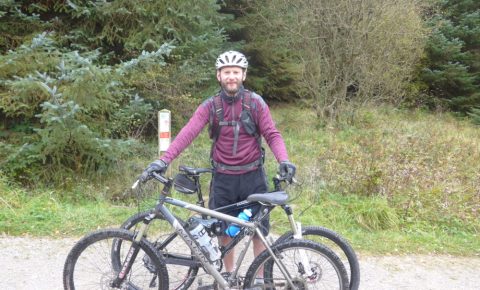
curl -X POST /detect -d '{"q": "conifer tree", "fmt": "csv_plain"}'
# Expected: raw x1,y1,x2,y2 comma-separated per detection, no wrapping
0,1,230,182
419,0,480,113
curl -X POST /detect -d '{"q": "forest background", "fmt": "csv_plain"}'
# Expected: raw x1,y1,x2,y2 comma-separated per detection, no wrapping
0,0,479,254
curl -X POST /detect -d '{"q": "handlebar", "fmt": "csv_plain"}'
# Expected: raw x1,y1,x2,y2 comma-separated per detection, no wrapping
132,167,297,192
131,171,171,190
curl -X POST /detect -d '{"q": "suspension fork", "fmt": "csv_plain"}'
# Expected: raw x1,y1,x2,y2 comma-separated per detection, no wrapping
282,205,314,277
283,205,303,238
110,210,157,287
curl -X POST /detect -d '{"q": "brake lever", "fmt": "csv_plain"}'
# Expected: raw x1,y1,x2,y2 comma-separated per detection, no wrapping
289,177,298,185
275,174,298,184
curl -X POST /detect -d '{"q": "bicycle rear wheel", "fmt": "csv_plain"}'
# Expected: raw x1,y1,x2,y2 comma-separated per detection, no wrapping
244,239,349,290
275,225,360,290
116,210,199,290
63,228,168,290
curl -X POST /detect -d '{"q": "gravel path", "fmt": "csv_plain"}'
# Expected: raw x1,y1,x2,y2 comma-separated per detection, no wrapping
1,236,479,290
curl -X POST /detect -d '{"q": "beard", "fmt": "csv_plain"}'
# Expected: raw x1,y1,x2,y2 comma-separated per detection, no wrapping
220,79,243,96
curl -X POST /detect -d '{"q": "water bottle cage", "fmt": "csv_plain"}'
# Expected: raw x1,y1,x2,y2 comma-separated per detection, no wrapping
211,220,226,236
242,225,254,236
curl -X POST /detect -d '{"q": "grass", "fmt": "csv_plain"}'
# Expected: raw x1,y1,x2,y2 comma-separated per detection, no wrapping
270,192,479,255
0,184,138,237
1,104,479,255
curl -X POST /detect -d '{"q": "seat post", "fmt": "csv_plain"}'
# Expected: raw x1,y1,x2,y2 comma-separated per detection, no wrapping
194,175,208,219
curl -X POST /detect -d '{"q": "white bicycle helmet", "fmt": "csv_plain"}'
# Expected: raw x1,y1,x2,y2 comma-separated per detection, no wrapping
215,51,248,70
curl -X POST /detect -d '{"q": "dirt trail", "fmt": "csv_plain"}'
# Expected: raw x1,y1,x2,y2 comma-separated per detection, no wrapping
1,236,479,290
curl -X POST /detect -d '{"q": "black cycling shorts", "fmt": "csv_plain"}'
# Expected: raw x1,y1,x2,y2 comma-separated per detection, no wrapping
209,166,270,236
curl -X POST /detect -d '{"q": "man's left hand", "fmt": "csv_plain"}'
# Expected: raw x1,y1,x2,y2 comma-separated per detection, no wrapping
279,161,296,182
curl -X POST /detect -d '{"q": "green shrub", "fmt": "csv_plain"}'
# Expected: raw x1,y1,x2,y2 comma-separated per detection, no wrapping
271,105,480,232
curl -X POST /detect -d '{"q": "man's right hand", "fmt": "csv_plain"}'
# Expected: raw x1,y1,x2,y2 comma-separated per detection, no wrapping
139,159,168,182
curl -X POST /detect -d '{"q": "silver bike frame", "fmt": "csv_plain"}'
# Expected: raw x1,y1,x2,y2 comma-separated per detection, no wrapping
152,196,296,289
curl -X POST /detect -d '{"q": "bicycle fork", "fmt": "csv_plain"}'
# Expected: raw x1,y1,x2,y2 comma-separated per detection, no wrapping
283,205,315,278
110,213,155,288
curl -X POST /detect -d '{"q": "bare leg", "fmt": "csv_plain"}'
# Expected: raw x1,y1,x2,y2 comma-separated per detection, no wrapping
253,235,266,278
221,234,266,277
220,236,234,272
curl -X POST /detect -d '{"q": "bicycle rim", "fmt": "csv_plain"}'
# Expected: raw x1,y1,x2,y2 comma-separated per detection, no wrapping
275,225,360,290
244,240,349,290
64,229,167,290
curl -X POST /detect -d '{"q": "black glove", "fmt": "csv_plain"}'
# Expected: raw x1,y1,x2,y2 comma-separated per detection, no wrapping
279,161,296,182
139,159,168,182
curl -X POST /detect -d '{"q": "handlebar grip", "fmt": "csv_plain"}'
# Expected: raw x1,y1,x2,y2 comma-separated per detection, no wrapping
131,171,169,189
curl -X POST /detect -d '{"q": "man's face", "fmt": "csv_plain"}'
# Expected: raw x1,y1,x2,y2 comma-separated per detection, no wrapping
216,66,246,95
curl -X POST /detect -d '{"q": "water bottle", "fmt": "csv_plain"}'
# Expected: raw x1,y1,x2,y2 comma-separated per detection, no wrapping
225,208,252,237
188,219,221,262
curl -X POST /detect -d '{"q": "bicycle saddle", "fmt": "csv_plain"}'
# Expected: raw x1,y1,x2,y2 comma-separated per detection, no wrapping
247,191,288,205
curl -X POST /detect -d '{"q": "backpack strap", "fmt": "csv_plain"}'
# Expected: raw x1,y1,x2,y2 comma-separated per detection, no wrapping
241,91,260,140
210,94,224,141
241,91,263,166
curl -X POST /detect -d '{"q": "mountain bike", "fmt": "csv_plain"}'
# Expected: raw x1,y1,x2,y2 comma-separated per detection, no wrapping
117,165,359,289
64,170,349,290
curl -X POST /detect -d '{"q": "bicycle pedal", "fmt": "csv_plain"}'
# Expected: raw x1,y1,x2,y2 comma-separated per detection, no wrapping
197,284,215,290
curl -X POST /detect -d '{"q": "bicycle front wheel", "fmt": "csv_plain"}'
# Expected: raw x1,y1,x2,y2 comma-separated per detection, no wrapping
63,228,169,290
244,239,349,290
275,225,360,290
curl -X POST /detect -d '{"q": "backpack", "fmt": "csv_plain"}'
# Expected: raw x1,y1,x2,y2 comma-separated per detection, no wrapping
208,91,264,171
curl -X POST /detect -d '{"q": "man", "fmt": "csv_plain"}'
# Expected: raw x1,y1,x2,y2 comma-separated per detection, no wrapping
140,50,296,280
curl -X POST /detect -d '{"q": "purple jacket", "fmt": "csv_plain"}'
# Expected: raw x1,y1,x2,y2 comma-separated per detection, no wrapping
160,89,289,174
